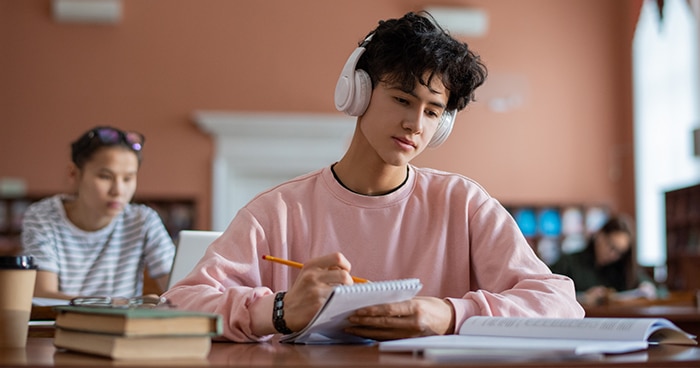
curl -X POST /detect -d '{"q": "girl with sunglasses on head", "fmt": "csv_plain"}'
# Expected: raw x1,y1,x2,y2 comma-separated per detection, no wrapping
21,126,175,300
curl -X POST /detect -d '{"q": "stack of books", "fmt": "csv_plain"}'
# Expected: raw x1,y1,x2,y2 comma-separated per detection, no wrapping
52,305,222,360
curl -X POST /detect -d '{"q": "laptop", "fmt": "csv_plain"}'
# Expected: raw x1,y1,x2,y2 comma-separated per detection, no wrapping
167,230,222,290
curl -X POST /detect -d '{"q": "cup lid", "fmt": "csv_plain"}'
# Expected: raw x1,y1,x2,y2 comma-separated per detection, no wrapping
0,256,37,270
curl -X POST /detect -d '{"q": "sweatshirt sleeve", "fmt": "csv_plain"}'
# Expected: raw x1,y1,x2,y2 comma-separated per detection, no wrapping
446,198,585,332
162,209,275,342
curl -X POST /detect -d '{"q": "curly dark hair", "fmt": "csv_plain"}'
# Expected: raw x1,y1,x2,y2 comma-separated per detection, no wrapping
356,11,488,112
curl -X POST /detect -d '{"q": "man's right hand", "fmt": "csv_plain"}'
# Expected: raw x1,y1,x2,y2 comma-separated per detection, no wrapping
282,252,355,331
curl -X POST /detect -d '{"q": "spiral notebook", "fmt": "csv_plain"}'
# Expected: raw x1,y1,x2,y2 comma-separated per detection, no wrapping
280,278,423,344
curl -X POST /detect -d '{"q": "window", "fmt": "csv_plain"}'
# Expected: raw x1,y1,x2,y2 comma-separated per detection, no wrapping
633,0,700,267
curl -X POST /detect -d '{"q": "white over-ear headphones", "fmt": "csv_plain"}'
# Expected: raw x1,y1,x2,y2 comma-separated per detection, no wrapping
334,34,456,148
334,35,374,117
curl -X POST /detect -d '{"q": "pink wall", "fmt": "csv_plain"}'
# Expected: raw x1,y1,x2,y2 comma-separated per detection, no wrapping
0,0,641,229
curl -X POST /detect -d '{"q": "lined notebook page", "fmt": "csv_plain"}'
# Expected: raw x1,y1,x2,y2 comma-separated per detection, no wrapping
281,278,423,344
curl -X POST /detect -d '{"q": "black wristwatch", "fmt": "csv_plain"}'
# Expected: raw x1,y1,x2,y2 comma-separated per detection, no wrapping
272,291,293,334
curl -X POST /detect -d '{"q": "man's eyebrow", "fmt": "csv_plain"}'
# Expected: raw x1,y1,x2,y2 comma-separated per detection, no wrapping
388,86,447,110
428,100,447,110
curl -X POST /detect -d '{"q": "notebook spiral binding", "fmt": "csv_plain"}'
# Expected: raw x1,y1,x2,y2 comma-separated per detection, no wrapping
334,278,422,293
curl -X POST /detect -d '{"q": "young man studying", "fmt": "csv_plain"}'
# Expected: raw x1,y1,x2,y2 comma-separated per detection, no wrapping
163,11,584,342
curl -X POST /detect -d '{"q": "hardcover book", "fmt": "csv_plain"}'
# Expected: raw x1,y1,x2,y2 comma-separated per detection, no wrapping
53,305,222,337
52,305,222,360
53,329,212,360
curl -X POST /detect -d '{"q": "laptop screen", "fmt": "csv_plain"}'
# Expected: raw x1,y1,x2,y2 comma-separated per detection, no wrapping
167,230,222,290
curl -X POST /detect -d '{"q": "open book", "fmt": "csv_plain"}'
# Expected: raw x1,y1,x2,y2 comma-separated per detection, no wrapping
379,316,697,360
280,278,422,344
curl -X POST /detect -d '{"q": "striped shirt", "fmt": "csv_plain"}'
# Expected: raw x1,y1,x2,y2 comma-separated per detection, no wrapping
21,195,175,298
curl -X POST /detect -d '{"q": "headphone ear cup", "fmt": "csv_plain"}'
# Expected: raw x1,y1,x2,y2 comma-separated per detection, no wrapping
428,110,456,148
335,43,370,116
336,35,375,116
343,69,371,116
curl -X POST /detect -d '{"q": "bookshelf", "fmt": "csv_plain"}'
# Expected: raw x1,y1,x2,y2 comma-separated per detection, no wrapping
665,183,700,290
505,204,610,266
0,195,196,256
0,195,40,256
132,197,197,240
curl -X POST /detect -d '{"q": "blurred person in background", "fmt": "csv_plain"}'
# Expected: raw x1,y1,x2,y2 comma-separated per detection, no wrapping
21,126,175,300
550,215,656,306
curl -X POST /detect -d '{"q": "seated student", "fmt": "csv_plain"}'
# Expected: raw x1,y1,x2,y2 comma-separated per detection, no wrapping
550,215,656,306
21,126,175,300
163,11,584,342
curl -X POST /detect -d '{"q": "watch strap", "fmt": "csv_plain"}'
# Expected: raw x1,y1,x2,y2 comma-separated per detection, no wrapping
272,291,293,334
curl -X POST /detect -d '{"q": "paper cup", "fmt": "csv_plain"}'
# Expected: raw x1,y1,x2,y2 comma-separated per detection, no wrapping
0,256,37,348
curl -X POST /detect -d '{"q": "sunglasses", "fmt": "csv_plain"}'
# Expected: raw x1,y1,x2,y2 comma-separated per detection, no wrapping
87,127,145,152
70,295,173,309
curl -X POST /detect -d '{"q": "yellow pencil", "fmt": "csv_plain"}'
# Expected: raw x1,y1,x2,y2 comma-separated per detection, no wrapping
262,255,369,283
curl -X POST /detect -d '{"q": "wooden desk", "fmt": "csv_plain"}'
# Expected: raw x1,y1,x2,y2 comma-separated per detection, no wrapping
2,337,700,367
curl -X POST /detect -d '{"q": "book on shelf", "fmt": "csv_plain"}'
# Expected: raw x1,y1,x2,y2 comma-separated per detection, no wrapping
379,316,697,361
53,328,211,360
281,278,423,344
53,305,222,337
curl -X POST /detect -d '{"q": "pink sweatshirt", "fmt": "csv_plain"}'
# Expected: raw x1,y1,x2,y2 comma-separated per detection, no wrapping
163,165,584,342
